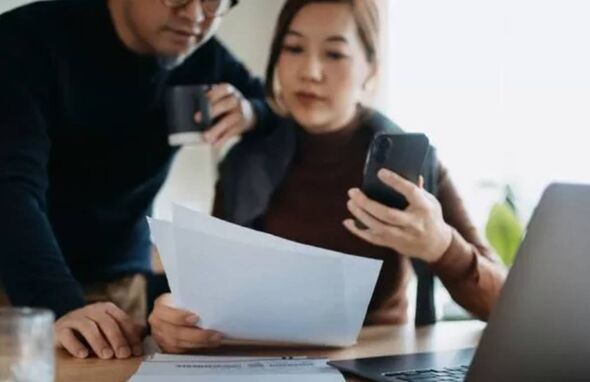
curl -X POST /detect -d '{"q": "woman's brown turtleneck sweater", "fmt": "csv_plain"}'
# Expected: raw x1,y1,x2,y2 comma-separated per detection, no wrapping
213,111,506,324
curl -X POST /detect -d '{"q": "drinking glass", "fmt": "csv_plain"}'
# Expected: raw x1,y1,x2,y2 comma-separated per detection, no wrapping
0,308,54,382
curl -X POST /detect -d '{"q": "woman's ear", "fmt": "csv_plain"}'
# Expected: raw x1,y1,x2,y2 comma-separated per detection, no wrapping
362,62,379,94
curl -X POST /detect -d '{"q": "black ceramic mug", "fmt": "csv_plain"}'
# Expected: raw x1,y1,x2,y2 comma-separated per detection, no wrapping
165,84,213,146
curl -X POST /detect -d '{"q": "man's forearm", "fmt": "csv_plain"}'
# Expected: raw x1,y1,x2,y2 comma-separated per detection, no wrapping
0,185,86,317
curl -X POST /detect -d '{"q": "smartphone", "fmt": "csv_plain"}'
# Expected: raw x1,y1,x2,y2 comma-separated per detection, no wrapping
360,133,430,213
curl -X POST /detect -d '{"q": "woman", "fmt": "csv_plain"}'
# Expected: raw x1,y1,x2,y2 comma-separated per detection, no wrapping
148,0,506,353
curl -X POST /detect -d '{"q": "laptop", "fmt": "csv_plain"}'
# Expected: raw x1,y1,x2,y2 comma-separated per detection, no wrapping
330,183,590,382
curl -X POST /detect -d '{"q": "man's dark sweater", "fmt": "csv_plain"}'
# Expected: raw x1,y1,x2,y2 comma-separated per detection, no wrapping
0,0,271,318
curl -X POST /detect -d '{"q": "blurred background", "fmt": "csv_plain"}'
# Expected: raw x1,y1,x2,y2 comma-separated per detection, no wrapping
2,0,589,315
3,0,588,231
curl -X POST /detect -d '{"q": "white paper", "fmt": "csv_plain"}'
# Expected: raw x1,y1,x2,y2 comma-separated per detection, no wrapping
148,218,181,305
178,226,352,345
148,205,382,347
172,205,381,339
129,355,344,382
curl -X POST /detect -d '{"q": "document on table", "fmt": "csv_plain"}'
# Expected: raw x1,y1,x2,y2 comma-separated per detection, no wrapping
148,204,382,347
129,354,344,382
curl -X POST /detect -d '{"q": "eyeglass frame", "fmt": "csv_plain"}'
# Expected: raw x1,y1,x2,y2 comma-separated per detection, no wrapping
161,0,239,18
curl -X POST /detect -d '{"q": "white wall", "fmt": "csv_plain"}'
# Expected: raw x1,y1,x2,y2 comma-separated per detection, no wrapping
0,0,32,13
379,0,590,228
217,0,285,77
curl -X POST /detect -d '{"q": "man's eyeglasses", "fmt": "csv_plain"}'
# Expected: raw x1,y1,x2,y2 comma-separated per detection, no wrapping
161,0,238,18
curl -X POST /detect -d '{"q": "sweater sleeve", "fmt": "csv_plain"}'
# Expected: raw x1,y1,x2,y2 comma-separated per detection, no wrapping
429,161,507,320
0,22,85,317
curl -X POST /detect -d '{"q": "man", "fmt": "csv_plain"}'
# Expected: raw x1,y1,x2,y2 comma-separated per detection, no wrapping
0,0,273,360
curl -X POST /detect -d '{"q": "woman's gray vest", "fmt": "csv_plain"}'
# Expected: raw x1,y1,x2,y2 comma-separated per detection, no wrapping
218,110,439,325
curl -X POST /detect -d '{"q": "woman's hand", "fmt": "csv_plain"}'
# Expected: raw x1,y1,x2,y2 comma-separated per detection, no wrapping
148,293,223,354
195,83,257,149
343,169,453,263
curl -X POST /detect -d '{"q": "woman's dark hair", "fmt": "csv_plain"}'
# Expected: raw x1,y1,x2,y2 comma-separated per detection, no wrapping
264,0,380,112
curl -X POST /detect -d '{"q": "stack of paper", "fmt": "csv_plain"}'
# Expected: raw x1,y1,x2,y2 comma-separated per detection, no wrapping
130,355,344,382
148,205,382,347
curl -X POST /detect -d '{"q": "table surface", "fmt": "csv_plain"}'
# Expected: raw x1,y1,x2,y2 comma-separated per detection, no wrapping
56,320,485,381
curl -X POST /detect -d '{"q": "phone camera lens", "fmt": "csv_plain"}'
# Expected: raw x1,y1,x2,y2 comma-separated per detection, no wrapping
375,137,392,163
378,137,392,149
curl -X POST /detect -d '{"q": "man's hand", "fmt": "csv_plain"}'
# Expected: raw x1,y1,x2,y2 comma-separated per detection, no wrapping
54,302,144,359
195,83,257,149
148,293,223,354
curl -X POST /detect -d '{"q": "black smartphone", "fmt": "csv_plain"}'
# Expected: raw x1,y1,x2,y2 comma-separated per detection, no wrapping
360,133,430,214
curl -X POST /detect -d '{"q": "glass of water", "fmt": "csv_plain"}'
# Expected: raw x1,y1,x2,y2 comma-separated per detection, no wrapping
0,308,54,382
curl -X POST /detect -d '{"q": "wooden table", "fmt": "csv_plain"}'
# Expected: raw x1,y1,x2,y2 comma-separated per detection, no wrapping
56,320,485,381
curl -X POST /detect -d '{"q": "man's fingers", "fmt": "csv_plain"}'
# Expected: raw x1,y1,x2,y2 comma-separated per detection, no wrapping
57,328,89,359
206,83,235,104
204,113,241,144
212,126,241,150
92,311,132,359
209,94,240,120
69,318,113,359
104,305,144,356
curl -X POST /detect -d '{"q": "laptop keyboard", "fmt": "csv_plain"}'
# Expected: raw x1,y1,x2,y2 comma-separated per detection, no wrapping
382,365,469,381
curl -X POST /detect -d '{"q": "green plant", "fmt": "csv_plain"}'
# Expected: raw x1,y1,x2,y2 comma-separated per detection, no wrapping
485,186,524,266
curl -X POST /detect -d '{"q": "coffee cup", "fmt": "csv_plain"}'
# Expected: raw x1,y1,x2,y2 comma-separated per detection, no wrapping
165,84,213,146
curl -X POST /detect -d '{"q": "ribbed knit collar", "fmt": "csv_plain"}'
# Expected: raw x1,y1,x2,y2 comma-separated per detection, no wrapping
296,106,371,165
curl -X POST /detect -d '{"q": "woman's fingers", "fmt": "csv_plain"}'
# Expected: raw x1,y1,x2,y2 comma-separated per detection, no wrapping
346,199,386,234
150,316,222,352
347,188,412,227
377,169,427,207
151,303,198,327
343,218,402,247
348,170,453,262
152,294,198,324
173,327,222,348
148,293,222,353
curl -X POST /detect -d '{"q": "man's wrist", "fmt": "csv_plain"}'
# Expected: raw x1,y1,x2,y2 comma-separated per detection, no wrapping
35,281,86,319
243,99,257,131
